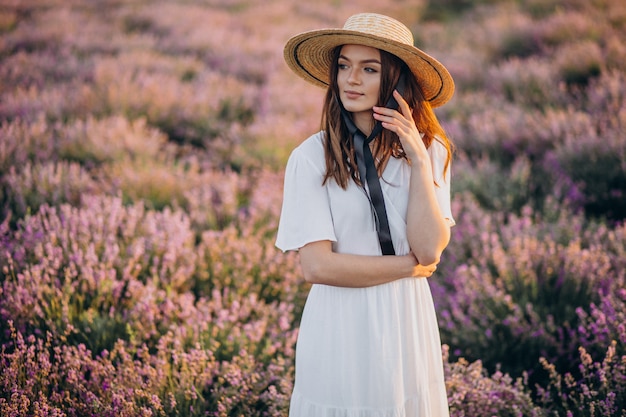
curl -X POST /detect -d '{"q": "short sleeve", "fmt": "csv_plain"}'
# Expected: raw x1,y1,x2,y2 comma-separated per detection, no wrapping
275,138,337,252
428,139,456,227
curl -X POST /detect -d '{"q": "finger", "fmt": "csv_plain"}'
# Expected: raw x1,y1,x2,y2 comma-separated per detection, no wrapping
380,120,410,138
393,90,412,118
373,110,411,131
372,105,399,118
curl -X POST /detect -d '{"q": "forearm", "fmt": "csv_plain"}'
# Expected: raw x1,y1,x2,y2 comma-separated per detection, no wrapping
406,162,451,265
298,240,423,288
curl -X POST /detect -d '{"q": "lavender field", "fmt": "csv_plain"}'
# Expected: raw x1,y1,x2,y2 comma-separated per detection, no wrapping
1,0,625,415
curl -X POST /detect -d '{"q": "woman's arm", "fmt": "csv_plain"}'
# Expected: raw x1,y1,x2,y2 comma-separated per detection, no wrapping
373,90,451,265
298,240,438,288
405,159,451,265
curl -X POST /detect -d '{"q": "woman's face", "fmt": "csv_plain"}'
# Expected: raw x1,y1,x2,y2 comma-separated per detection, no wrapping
337,44,381,128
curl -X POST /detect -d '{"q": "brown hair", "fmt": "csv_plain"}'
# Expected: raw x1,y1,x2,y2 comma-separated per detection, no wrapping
321,46,454,189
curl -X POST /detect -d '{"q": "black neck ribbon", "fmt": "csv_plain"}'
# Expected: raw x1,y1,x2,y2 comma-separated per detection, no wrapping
339,76,406,256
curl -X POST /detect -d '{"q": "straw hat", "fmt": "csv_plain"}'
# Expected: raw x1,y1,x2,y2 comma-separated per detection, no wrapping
284,13,454,108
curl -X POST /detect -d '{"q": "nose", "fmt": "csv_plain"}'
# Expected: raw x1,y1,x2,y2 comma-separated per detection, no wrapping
347,69,360,85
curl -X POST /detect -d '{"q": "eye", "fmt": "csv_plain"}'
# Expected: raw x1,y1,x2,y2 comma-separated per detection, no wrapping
338,63,349,70
364,67,378,73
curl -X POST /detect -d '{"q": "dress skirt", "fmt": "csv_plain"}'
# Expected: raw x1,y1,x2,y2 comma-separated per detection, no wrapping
288,278,450,417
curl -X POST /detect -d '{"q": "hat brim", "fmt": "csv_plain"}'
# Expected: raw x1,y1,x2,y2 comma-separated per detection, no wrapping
284,29,454,108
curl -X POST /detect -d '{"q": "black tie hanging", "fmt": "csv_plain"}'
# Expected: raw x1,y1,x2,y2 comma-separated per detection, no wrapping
340,76,406,256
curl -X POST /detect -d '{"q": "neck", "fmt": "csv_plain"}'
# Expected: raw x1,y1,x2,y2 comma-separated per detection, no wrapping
352,111,374,136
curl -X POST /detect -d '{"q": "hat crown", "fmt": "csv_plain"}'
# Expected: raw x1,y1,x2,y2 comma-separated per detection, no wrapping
343,13,414,47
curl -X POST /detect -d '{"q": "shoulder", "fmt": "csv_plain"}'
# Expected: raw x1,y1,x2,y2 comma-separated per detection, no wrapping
427,136,449,161
428,136,452,182
287,131,326,173
292,131,325,157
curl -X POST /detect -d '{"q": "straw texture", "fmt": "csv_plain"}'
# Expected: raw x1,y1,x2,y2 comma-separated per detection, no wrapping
284,13,454,108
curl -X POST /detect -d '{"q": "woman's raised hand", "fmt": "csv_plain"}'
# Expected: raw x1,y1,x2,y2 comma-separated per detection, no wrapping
372,90,429,164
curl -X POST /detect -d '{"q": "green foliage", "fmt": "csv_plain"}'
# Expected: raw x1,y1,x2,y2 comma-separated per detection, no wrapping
497,29,542,59
453,155,534,214
2,161,98,220
438,197,622,391
422,0,504,21
555,41,603,86
551,130,626,221
537,342,626,417
444,345,544,417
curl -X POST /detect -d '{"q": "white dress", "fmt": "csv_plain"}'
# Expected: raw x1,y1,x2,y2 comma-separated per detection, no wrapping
276,131,454,417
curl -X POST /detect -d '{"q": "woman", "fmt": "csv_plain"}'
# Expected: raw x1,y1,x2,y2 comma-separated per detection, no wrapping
276,13,455,416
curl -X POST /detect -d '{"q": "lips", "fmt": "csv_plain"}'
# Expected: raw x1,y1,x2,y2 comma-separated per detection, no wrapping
344,90,363,100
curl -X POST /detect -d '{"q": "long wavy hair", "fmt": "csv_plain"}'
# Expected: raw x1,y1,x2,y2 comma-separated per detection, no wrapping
321,46,454,189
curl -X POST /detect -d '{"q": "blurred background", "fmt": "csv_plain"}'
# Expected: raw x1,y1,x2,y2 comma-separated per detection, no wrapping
0,0,625,415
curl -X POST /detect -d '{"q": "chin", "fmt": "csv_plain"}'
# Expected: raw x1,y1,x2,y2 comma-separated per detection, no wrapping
341,103,368,113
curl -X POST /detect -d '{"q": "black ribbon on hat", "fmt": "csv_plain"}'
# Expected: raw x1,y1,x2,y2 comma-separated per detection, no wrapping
339,75,406,256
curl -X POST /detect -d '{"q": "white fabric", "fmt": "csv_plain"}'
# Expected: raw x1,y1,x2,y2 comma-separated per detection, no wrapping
276,131,453,417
